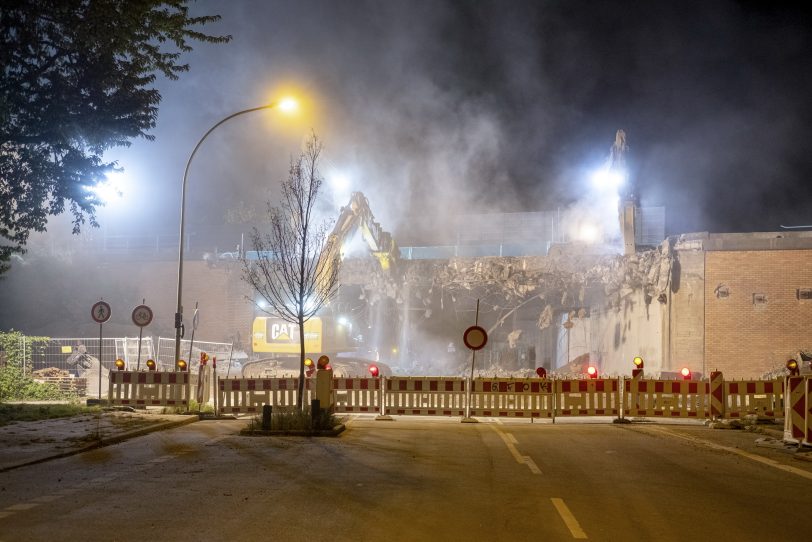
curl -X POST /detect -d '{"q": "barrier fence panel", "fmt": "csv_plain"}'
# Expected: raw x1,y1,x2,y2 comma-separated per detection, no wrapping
785,376,806,443
806,377,812,447
218,378,314,414
384,377,467,416
556,379,620,417
724,379,784,419
470,378,553,418
624,378,708,418
333,377,381,414
108,371,190,407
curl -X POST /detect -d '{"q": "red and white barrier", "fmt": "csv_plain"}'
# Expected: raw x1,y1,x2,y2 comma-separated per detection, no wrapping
384,377,466,416
623,378,708,418
469,378,553,418
556,379,619,417
806,378,812,447
724,379,783,419
108,371,190,407
784,376,806,443
218,378,314,414
333,377,381,414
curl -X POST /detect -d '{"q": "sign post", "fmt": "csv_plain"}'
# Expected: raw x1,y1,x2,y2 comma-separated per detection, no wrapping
462,299,488,422
131,300,153,370
187,303,200,369
91,300,112,403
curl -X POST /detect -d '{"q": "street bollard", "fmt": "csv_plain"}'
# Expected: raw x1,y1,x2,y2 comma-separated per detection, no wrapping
262,404,272,431
311,399,321,428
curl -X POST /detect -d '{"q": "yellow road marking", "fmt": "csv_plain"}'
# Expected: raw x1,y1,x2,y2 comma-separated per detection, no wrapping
641,426,812,482
488,424,542,474
551,498,588,539
4,503,39,511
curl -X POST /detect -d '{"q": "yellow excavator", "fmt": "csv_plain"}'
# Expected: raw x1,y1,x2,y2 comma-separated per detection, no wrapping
250,192,401,359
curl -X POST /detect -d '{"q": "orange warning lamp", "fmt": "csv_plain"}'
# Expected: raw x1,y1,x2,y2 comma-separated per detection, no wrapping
587,366,598,379
633,356,644,369
114,359,125,371
146,359,156,371
680,367,692,380
786,359,799,376
536,367,547,378
368,364,380,377
317,355,330,369
177,359,188,372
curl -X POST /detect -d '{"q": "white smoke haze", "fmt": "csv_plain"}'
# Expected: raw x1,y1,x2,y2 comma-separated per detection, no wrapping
5,0,812,348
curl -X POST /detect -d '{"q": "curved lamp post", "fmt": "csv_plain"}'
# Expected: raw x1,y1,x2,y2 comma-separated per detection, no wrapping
174,99,297,368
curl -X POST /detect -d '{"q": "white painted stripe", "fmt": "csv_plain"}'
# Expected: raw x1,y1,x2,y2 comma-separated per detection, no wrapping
641,426,812,482
551,498,588,539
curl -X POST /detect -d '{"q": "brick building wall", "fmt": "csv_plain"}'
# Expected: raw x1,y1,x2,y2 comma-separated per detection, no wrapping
668,247,705,374
704,249,812,379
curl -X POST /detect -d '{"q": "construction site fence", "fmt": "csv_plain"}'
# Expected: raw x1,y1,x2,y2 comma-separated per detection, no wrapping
211,373,794,422
1,335,234,377
106,371,808,443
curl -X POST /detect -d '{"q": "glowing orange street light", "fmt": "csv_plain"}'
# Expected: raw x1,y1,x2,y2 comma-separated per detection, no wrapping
174,97,300,368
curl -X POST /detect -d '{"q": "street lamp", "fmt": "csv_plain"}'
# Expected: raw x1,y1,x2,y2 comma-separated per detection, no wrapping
174,99,298,368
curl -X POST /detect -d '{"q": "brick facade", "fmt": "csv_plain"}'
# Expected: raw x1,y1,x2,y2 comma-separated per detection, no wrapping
704,249,812,379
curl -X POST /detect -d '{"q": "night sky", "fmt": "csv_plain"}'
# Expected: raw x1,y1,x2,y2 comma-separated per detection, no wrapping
95,0,812,248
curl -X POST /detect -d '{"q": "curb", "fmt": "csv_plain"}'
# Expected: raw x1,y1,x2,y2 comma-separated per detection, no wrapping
0,416,199,473
240,424,346,437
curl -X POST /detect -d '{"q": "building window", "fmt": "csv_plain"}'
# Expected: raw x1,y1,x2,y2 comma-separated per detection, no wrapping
714,284,729,299
798,288,812,300
753,293,768,306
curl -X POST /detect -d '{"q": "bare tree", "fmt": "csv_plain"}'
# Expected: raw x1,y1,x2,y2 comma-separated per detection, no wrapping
242,134,340,408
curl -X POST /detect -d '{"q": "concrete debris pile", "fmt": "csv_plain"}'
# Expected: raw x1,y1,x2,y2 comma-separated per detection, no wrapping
393,241,675,328
340,242,676,347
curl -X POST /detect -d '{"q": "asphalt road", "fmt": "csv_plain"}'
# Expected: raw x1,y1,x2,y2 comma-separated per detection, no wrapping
1,417,810,541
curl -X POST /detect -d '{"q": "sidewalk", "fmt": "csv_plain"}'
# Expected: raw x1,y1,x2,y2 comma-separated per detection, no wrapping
0,410,198,472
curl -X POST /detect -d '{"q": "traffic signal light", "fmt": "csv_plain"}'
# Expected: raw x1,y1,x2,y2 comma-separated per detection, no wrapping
368,364,380,377
680,367,692,380
114,359,125,371
536,367,547,378
587,366,598,379
786,359,800,376
146,359,156,371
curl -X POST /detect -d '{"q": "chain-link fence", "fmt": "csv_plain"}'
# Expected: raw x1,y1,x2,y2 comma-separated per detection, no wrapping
156,337,236,375
25,337,156,375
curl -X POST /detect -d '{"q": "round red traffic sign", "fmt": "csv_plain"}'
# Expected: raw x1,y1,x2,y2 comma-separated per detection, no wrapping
91,301,112,324
131,304,153,327
463,325,488,351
